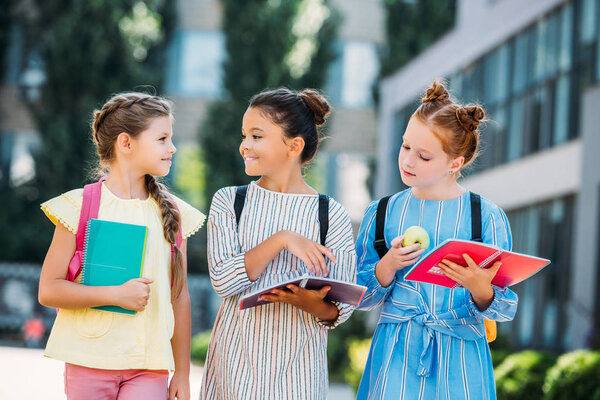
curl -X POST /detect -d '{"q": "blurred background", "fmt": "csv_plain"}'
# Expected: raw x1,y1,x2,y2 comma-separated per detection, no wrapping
1,0,600,398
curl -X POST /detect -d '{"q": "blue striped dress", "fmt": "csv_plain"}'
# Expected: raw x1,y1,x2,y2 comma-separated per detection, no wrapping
356,189,518,400
200,181,357,400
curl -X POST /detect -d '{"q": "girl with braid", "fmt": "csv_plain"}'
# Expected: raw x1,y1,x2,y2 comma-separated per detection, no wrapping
38,92,205,400
355,80,518,399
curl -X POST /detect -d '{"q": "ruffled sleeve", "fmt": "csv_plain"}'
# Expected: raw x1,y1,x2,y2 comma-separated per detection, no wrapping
467,199,518,321
40,189,84,234
172,195,206,240
356,199,394,310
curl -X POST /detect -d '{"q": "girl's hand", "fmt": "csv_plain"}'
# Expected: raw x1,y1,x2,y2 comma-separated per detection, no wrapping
282,231,337,277
115,278,153,311
168,370,190,400
438,253,501,310
260,284,338,322
384,235,425,271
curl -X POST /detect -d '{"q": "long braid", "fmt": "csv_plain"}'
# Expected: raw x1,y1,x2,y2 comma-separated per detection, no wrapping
145,175,184,301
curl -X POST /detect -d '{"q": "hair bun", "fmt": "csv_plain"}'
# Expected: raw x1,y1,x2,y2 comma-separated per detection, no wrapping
299,89,331,126
422,80,450,104
455,105,485,132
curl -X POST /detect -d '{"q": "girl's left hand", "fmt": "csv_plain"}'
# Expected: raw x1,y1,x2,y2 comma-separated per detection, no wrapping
168,371,190,400
260,284,338,322
438,253,501,309
261,284,330,309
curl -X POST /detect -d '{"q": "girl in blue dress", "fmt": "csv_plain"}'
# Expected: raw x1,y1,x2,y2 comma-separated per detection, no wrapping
356,80,518,399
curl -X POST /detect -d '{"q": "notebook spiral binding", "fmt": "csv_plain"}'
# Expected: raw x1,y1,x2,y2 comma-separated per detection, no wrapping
80,220,93,284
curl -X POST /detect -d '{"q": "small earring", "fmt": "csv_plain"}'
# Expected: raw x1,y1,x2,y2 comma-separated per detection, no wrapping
449,170,454,174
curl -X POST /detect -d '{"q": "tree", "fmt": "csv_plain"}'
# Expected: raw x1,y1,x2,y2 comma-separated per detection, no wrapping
380,0,456,77
200,0,340,204
0,0,174,262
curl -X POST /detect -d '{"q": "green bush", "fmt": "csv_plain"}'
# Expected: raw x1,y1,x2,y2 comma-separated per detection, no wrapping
543,350,600,400
490,348,511,368
343,338,372,393
495,350,557,400
190,330,213,365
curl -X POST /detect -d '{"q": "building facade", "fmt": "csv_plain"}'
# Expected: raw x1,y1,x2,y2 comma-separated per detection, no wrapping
378,0,600,350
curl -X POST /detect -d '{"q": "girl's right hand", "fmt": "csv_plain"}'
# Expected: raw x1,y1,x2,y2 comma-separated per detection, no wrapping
116,278,153,311
281,231,337,277
382,235,425,272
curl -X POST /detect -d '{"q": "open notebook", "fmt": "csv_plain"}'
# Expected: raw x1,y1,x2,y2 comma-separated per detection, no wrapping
404,238,550,288
239,275,367,310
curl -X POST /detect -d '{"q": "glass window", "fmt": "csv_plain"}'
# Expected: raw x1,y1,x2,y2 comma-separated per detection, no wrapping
166,31,225,98
579,0,596,44
512,32,531,95
340,41,380,108
559,2,574,72
553,74,570,145
507,98,524,161
325,42,344,105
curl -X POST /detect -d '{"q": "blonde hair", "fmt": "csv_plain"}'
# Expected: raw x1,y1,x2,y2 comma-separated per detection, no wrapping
92,92,184,301
413,80,485,172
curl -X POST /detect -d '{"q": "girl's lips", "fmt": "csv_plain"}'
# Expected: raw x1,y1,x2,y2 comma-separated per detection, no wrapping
402,170,415,177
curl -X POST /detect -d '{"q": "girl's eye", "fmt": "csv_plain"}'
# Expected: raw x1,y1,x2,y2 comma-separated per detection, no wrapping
160,137,167,141
253,135,261,140
402,144,410,150
420,156,431,161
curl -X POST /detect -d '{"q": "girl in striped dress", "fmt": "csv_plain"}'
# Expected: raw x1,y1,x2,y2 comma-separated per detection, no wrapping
200,88,357,399
355,80,518,399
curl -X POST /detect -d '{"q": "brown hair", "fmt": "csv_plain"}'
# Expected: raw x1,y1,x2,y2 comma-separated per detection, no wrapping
249,88,331,163
92,92,184,301
413,80,485,173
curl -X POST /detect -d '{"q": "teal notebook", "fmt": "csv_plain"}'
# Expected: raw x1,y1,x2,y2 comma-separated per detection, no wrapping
82,218,149,315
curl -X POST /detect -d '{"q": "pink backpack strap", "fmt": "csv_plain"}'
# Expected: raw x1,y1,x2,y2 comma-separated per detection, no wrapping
67,177,106,281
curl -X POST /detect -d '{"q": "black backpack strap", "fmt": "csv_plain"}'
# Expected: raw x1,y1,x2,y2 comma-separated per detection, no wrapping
374,196,392,259
318,194,329,246
234,185,248,225
470,192,483,242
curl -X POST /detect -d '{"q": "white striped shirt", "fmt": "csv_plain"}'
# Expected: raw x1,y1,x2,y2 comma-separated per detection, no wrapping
200,182,357,399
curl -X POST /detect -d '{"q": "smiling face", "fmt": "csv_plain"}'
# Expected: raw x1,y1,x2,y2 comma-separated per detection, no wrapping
129,115,176,176
239,107,296,177
398,117,464,189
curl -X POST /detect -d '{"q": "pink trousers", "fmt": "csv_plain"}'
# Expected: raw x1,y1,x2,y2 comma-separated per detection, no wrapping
64,363,169,400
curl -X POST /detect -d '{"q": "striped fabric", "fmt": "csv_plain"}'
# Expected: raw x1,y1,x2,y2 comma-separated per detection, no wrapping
200,181,357,400
356,189,518,400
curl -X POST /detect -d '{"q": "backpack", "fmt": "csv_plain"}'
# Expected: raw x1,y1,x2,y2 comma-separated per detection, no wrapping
373,191,497,342
66,177,182,283
232,184,330,246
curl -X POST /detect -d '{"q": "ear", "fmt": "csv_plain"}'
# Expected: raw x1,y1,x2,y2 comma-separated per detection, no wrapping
115,132,133,154
450,155,465,172
287,136,305,159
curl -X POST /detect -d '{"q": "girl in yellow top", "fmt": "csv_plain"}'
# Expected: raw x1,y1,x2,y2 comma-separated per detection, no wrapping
38,93,205,400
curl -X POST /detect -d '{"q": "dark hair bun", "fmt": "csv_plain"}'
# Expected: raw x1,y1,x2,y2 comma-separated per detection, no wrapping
422,80,450,104
455,105,485,132
299,89,331,126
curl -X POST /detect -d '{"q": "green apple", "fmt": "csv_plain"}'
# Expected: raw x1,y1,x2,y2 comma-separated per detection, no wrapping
402,226,430,250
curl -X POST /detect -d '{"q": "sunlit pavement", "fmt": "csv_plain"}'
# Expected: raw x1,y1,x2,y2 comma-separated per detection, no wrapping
0,346,353,400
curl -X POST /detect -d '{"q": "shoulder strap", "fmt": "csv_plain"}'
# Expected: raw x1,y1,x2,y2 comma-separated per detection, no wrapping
470,192,482,242
234,185,248,225
75,178,105,251
374,195,392,259
318,194,329,246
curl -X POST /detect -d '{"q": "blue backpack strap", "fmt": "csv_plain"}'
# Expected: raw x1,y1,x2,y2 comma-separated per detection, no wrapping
374,195,392,259
470,192,482,242
318,194,329,246
234,185,248,225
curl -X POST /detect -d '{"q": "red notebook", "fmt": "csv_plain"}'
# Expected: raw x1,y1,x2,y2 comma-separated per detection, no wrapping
404,239,550,288
239,275,367,310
